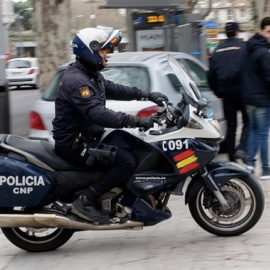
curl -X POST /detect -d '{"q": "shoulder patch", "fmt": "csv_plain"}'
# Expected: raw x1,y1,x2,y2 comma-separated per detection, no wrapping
79,86,91,98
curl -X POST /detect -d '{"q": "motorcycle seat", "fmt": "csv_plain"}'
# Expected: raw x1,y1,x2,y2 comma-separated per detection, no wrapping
3,135,89,171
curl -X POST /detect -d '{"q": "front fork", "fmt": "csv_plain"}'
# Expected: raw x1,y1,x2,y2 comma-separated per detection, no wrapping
200,167,230,210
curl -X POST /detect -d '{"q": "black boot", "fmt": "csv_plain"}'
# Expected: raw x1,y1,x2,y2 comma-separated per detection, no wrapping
71,187,110,224
234,149,247,164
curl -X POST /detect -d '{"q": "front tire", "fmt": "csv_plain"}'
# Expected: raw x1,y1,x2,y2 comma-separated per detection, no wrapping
1,227,74,252
188,174,264,236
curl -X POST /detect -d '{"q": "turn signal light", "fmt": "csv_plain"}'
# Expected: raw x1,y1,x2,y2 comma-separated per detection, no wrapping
29,111,46,130
136,106,160,118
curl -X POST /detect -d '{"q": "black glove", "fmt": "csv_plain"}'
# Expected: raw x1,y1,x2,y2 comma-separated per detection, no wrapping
126,115,162,131
141,91,169,107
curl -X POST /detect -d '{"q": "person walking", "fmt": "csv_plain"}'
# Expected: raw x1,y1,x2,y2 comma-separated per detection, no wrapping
244,17,270,179
207,22,249,163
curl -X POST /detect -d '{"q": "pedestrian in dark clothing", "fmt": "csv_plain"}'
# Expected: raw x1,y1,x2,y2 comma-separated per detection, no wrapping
52,27,168,223
243,17,270,179
207,22,249,163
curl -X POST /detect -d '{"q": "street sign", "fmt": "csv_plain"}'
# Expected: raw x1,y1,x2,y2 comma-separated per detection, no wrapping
205,29,219,35
203,20,218,36
203,20,218,29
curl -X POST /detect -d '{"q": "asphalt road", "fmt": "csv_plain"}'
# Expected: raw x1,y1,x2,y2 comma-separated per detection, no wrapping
2,87,270,269
1,178,270,270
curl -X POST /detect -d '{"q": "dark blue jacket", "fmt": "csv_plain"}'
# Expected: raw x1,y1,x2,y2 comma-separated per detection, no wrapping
243,33,270,107
207,37,246,98
52,60,143,146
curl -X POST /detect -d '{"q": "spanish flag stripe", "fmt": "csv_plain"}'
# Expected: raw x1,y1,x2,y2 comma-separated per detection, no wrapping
173,149,195,162
176,155,198,168
180,162,200,174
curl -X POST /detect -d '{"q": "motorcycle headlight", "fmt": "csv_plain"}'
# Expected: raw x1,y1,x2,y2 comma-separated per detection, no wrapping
209,119,224,139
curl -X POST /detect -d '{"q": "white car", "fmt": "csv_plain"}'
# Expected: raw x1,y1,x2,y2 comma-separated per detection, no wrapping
28,52,225,142
6,58,39,89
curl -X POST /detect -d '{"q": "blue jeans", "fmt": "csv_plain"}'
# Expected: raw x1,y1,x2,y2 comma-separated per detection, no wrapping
246,105,270,171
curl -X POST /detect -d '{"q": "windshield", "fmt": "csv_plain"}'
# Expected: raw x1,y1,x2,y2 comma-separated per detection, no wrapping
167,55,201,104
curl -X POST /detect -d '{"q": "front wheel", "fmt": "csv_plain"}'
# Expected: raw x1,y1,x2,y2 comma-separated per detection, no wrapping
188,175,264,236
1,227,74,252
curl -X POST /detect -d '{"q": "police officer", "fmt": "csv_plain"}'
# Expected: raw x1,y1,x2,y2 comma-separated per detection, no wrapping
52,27,168,224
207,22,249,163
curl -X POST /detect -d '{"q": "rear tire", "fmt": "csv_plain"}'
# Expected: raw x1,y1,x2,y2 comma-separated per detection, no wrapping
188,174,264,236
1,227,74,252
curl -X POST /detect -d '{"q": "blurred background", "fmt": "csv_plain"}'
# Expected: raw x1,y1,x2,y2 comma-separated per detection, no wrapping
1,0,270,91
0,0,270,137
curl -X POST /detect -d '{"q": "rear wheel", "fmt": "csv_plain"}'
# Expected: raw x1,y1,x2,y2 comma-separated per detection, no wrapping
188,175,264,236
1,227,74,252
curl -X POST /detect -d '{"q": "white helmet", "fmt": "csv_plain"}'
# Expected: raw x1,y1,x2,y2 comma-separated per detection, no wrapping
72,26,122,69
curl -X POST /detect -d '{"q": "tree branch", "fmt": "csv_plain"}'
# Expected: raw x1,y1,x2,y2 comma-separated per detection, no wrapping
202,0,212,19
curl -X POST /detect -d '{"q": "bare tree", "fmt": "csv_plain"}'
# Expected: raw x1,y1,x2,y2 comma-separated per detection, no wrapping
186,0,198,13
33,0,71,92
201,0,212,19
185,0,213,18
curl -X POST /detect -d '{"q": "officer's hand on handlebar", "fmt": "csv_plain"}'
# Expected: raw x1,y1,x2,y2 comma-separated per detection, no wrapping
148,92,169,107
141,91,169,107
126,115,162,131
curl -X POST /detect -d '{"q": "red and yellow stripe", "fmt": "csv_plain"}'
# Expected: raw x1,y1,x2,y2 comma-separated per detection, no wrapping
173,149,199,174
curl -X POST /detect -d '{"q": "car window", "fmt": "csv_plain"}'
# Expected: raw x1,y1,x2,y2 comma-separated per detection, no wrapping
6,60,31,69
176,59,210,92
160,61,183,93
43,65,150,101
101,66,150,92
43,70,64,101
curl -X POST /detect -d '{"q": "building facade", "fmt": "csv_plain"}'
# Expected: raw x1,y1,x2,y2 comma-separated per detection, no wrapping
194,0,254,31
190,0,255,43
70,0,127,33
255,0,270,24
1,0,14,27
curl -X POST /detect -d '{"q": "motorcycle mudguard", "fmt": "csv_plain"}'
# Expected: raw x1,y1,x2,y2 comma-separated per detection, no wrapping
185,161,250,204
0,156,53,207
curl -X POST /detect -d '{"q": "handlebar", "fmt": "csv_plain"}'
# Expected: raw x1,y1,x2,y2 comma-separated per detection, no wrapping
138,101,173,133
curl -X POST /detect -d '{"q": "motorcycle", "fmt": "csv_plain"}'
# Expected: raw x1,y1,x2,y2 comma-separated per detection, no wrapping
0,56,264,252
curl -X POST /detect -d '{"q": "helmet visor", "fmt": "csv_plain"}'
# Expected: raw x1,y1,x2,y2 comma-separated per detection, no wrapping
101,29,122,50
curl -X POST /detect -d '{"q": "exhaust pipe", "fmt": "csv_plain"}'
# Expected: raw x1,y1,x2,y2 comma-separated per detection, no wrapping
0,213,144,231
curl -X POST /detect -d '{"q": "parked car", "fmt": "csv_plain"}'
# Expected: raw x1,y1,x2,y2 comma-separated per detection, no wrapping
28,51,225,141
6,57,39,89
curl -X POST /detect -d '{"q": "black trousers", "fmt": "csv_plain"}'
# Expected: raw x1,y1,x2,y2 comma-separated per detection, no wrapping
55,134,137,194
222,93,249,162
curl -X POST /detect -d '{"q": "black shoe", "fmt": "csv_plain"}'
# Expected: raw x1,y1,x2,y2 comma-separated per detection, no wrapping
234,150,247,164
71,189,110,224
